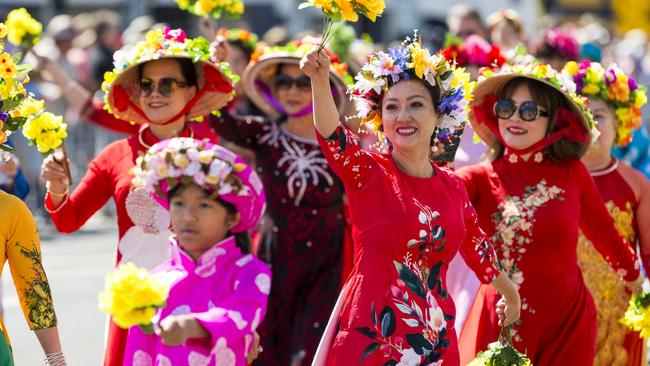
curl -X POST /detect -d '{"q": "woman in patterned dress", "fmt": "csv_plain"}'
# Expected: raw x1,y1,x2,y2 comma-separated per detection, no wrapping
301,36,520,365
564,60,650,366
209,38,352,366
457,63,645,365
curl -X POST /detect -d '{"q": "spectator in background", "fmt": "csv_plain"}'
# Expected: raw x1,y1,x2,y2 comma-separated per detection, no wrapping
0,139,29,200
486,9,526,58
447,4,487,40
532,27,580,71
90,11,122,90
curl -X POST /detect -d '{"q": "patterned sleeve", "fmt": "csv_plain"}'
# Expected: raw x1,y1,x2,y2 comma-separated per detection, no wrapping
5,195,57,330
315,122,375,190
45,154,114,233
189,258,271,365
208,110,268,151
574,161,640,281
632,169,650,273
455,175,500,284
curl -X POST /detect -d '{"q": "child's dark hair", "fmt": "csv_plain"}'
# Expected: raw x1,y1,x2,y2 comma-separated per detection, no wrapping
168,185,252,254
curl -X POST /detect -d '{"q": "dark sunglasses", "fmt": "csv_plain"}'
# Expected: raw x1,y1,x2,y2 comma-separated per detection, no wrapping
494,99,549,122
139,77,188,97
275,74,311,91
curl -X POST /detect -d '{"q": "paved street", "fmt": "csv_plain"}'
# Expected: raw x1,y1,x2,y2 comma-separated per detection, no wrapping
2,215,117,365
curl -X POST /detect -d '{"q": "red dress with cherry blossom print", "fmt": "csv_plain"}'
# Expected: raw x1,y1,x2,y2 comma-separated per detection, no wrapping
456,150,641,366
209,113,345,365
44,125,214,366
316,124,500,366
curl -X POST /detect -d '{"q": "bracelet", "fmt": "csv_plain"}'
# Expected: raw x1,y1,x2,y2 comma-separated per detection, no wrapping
46,182,69,197
44,351,67,366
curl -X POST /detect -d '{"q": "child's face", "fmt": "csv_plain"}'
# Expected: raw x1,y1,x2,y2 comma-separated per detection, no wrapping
169,184,239,260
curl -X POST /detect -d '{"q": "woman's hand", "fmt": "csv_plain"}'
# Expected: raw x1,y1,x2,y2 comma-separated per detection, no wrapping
625,273,644,293
0,154,19,178
156,314,208,346
40,153,69,193
300,49,331,85
246,331,261,364
496,293,521,326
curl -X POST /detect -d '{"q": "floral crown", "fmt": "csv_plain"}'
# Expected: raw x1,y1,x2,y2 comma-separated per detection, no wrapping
217,28,258,53
562,60,647,146
101,27,239,117
132,138,249,202
439,34,506,69
348,33,475,137
251,37,353,84
538,28,579,60
479,63,599,143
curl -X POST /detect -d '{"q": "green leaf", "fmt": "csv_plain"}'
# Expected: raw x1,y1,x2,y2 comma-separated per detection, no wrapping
11,53,22,64
405,333,433,355
394,261,426,299
355,327,377,339
298,2,313,10
427,261,443,290
359,342,380,363
0,144,14,152
139,323,154,334
379,306,396,337
371,301,376,326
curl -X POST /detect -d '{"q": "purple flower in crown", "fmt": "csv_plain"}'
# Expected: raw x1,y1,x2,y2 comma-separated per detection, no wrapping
436,87,464,115
0,111,8,122
628,77,638,91
604,68,617,85
388,46,410,71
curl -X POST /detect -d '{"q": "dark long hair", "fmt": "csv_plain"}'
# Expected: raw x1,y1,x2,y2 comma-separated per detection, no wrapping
168,185,252,254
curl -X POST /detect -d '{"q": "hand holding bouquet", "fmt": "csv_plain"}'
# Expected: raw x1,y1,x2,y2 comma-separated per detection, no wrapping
468,326,533,366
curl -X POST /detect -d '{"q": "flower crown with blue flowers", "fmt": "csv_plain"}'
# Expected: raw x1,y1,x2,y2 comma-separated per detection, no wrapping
347,32,475,145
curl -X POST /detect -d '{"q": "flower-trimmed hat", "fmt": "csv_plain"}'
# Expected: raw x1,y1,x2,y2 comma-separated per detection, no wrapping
470,63,598,156
217,27,258,55
101,27,239,126
132,137,265,233
562,60,647,146
347,33,475,162
243,37,353,120
439,34,507,69
533,28,579,61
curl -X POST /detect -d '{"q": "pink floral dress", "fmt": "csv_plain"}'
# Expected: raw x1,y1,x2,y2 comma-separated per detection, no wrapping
123,236,271,366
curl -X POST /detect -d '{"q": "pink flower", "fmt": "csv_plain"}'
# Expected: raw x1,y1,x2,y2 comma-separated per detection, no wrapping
163,26,187,42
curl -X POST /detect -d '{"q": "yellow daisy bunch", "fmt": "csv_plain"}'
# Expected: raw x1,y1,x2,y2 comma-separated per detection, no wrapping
4,8,42,49
21,111,68,155
563,60,647,146
176,0,245,19
621,292,650,338
98,262,169,331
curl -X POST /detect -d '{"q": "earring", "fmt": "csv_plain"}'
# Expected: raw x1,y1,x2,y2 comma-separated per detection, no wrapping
431,129,439,153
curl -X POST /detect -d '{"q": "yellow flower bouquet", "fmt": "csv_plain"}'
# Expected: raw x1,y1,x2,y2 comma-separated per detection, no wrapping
5,8,42,50
98,263,170,333
21,109,72,182
468,326,533,366
299,0,386,52
621,291,650,337
0,22,41,152
176,0,245,20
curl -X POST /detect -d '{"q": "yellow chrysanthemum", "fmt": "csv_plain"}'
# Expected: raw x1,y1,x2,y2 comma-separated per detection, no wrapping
336,0,359,22
582,83,600,95
16,97,44,118
5,8,42,47
634,90,647,109
0,23,7,39
407,43,434,80
22,112,67,155
355,0,385,22
562,61,579,76
314,0,336,14
98,263,169,329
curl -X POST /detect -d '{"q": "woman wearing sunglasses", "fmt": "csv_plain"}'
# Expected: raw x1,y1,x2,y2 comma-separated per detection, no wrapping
39,27,236,366
456,63,644,365
208,37,352,366
563,61,650,366
301,37,521,365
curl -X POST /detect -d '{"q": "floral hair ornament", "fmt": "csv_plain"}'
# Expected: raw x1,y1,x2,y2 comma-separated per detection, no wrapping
175,0,244,20
299,0,385,52
244,37,352,120
562,60,647,146
471,63,598,157
439,34,507,69
347,31,476,162
535,28,579,61
102,27,239,126
132,137,266,233
216,27,258,54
